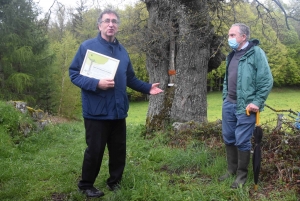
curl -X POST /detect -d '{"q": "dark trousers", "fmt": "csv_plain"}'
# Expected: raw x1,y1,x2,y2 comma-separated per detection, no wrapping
78,118,126,189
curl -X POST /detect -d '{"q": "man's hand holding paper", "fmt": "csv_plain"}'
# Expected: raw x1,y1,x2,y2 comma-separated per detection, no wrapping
98,79,115,90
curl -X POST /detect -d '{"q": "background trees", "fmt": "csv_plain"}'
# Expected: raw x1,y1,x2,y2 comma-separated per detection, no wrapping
1,0,300,121
0,0,54,109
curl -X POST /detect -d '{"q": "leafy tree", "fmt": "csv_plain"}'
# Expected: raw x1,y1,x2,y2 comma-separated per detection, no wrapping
118,3,150,100
0,0,55,109
72,7,101,41
50,31,81,117
207,63,225,92
68,0,102,42
283,40,300,86
254,0,300,86
47,2,69,42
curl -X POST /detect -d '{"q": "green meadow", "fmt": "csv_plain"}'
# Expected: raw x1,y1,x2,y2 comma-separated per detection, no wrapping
129,87,300,124
0,88,299,201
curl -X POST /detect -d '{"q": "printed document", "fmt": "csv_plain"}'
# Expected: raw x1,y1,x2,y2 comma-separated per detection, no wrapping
80,50,119,80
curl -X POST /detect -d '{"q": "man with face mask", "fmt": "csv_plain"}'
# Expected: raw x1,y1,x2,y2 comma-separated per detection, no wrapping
219,23,273,188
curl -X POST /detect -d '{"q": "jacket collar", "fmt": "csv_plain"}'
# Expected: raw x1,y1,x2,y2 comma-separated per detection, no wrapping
228,39,260,57
97,32,120,46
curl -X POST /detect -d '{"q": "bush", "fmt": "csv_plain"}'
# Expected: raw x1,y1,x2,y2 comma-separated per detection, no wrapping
0,101,36,143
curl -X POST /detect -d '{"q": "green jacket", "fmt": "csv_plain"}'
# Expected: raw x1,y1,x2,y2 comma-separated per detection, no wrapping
222,39,273,114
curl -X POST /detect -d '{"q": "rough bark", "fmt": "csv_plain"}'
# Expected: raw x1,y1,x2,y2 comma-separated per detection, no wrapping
144,0,223,131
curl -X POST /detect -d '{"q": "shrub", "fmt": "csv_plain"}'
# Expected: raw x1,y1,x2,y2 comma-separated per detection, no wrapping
0,101,36,143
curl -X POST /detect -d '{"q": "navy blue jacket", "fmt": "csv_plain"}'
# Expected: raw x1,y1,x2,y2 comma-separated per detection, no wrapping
69,33,152,120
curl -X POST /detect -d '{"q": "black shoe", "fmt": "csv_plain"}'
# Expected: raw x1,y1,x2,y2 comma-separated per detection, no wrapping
79,187,104,197
107,184,120,191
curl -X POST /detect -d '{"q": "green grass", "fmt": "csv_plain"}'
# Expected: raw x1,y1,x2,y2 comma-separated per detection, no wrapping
129,87,300,124
0,87,299,201
127,101,148,125
0,124,84,200
260,88,300,125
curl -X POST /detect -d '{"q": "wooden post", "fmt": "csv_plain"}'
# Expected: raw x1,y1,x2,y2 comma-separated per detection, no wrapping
275,114,283,131
168,21,176,87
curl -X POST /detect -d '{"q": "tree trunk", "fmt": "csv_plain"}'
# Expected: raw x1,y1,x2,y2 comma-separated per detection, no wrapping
0,57,4,89
144,0,222,131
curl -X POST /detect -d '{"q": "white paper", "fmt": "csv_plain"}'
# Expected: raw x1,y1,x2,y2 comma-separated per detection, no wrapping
80,50,120,80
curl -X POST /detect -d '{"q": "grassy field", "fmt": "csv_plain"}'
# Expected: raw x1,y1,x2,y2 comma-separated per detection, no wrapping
128,87,300,124
0,88,299,201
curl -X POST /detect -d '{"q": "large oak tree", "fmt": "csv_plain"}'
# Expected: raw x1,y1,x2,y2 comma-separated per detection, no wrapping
141,0,300,131
143,0,224,131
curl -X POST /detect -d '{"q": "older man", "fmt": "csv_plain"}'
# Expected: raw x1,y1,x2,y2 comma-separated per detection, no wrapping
219,23,273,188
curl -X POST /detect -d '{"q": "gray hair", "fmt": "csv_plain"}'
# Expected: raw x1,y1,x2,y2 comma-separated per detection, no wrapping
97,9,120,25
231,23,250,40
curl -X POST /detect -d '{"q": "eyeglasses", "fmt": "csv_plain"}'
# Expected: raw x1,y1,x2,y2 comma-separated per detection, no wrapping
101,19,119,25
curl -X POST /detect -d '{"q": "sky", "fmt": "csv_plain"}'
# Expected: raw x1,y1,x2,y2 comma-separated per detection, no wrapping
34,0,139,13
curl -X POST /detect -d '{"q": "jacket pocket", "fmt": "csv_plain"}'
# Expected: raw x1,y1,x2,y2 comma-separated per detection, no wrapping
123,94,129,113
115,93,129,116
84,92,108,116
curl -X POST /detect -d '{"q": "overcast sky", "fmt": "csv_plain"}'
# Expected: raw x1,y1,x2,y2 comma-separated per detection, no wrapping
34,0,140,13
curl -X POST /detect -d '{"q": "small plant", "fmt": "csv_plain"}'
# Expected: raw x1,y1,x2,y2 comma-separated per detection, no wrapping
0,101,36,143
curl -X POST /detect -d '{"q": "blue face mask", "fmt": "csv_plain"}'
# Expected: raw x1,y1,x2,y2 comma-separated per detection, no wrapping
228,38,240,50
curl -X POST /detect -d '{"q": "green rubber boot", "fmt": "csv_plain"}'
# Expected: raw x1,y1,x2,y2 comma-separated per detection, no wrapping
230,150,250,189
218,145,238,181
